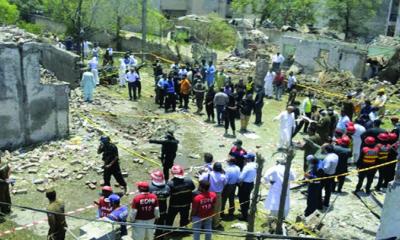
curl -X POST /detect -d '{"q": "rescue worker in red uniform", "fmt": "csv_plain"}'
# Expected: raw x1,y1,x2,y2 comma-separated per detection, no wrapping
94,186,113,218
375,133,391,191
355,137,379,194
130,181,160,240
385,133,399,188
228,139,247,170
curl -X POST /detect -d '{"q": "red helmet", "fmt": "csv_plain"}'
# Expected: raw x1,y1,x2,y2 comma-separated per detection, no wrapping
346,125,355,134
388,133,398,141
377,133,389,142
347,122,354,127
341,136,351,146
364,137,376,145
137,181,149,191
151,170,165,185
171,165,185,178
102,186,113,192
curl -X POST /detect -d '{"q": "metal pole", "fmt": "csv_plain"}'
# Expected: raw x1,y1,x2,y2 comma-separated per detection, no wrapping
276,147,295,234
246,153,265,240
141,0,147,62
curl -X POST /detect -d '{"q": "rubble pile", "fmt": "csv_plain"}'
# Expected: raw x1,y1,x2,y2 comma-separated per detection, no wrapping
219,56,256,77
0,26,40,43
40,67,60,84
370,35,400,47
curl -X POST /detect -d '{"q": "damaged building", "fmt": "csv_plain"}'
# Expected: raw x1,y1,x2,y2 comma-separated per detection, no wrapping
0,27,78,150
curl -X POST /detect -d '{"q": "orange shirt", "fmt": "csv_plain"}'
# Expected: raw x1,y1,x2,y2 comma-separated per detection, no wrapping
180,79,191,95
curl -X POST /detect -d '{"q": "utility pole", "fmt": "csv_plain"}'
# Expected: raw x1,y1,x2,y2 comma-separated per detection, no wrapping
246,153,265,240
276,147,295,234
141,0,147,62
376,138,400,239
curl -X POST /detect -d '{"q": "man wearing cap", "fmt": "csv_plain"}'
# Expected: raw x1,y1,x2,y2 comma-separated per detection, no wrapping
304,155,323,217
94,186,113,218
105,194,129,237
238,153,257,221
264,157,295,218
373,89,387,116
191,180,217,240
149,170,170,238
332,137,351,193
166,165,195,228
350,120,366,164
295,125,322,172
221,157,240,218
317,110,332,142
97,136,128,195
199,162,227,228
130,182,160,240
342,94,355,121
355,137,380,194
375,133,391,191
0,156,11,216
321,144,338,207
274,106,296,149
150,131,179,180
46,188,67,240
229,140,247,170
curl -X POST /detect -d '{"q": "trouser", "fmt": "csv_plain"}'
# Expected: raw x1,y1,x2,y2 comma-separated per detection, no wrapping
293,113,312,137
103,164,127,187
165,93,176,112
158,90,165,107
155,213,167,238
92,69,99,85
216,105,225,125
84,89,94,102
287,90,297,106
384,160,397,188
238,182,254,219
352,137,362,164
162,162,173,181
132,219,155,240
128,82,137,100
221,184,236,215
206,104,214,121
224,113,236,132
0,183,11,214
181,94,189,109
333,174,346,192
119,72,126,86
240,114,250,131
376,164,393,189
356,168,377,192
254,107,262,124
274,85,283,100
47,229,66,240
321,176,334,207
137,81,142,97
304,182,322,217
192,217,212,240
213,192,222,227
166,206,190,227
195,95,204,112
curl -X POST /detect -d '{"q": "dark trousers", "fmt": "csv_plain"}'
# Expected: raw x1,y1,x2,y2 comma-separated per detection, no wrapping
356,169,377,192
137,81,142,97
221,184,236,215
158,90,165,107
181,94,189,109
103,163,127,187
155,213,167,238
305,182,322,217
321,176,334,207
0,183,11,214
333,175,346,192
166,206,190,227
254,107,262,124
224,113,236,132
195,95,204,112
47,229,66,240
128,82,137,100
216,105,225,125
293,112,311,137
165,93,176,112
206,104,214,121
238,182,254,219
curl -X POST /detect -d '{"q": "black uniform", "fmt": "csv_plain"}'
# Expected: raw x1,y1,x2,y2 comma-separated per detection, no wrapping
305,160,323,217
149,182,170,238
205,89,216,121
166,177,195,227
150,138,179,180
333,145,351,192
224,95,237,133
0,161,11,215
254,90,264,125
98,143,127,188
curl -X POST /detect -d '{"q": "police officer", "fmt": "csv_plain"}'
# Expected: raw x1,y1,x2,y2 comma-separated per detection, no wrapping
46,188,67,240
106,194,129,237
333,137,352,193
238,153,257,221
304,155,323,217
130,181,160,240
355,137,379,194
375,133,391,191
149,170,170,238
221,156,240,218
0,156,11,216
97,136,128,194
386,133,399,188
164,76,176,113
149,131,179,180
166,165,195,228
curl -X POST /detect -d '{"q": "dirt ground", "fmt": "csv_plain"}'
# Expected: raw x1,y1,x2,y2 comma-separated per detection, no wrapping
0,68,382,240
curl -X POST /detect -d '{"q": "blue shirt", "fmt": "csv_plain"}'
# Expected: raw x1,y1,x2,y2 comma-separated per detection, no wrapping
107,205,128,222
225,163,241,185
239,162,257,183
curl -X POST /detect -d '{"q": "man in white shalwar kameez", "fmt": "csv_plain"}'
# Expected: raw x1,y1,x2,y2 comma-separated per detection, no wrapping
263,158,296,218
119,58,127,87
81,70,96,102
88,57,99,85
264,71,275,98
351,122,366,164
274,106,296,148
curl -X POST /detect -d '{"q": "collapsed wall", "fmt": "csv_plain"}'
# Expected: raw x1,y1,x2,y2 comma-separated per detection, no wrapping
0,41,69,150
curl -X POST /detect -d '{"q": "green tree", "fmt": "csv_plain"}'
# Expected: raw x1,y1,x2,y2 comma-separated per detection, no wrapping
0,0,19,24
325,0,381,40
9,0,43,20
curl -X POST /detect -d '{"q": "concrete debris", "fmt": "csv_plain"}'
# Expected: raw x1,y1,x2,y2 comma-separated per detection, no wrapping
40,67,60,84
231,223,247,231
0,26,40,43
12,189,28,195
